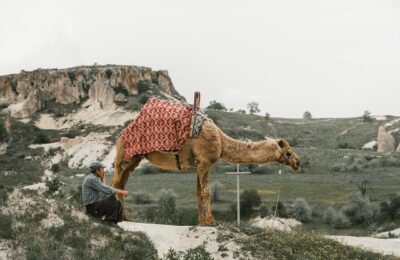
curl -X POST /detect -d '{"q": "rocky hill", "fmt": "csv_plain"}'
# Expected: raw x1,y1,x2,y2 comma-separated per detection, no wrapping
0,65,184,118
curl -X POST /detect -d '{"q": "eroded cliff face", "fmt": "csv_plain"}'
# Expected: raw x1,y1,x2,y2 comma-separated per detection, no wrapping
0,65,184,118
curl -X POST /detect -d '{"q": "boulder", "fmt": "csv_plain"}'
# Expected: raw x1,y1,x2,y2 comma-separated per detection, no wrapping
377,126,395,152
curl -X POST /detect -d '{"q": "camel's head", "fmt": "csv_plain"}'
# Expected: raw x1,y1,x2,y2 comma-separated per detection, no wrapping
273,138,300,171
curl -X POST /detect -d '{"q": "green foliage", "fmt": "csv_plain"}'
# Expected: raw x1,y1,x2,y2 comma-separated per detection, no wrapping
342,192,373,225
0,212,12,239
211,181,223,202
45,177,62,196
380,193,400,219
363,110,373,122
289,198,312,223
274,201,288,218
259,204,270,218
323,206,350,229
0,121,8,142
132,190,153,204
247,101,260,115
237,227,392,259
33,132,50,144
163,245,213,260
239,189,261,217
206,100,227,111
303,111,312,120
105,69,113,79
157,189,177,224
264,112,270,120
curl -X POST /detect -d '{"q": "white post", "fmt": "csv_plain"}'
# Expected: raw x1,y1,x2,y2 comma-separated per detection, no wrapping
237,173,240,225
225,165,250,226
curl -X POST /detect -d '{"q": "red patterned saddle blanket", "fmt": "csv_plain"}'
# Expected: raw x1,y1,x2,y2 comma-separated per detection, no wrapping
122,98,193,159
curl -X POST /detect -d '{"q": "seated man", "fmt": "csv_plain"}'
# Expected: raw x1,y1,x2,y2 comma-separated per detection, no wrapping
82,161,128,223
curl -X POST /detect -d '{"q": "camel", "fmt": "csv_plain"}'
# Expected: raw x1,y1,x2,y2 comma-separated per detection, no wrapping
111,118,300,226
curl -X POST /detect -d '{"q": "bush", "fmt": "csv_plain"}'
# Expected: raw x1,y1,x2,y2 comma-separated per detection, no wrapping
342,192,373,225
259,204,270,218
303,111,312,120
0,122,8,142
206,100,227,111
289,198,312,223
240,189,261,217
211,181,223,202
133,191,153,204
273,201,288,218
323,207,350,229
380,193,400,219
163,244,213,260
157,189,177,224
0,212,12,239
33,132,50,144
45,177,62,196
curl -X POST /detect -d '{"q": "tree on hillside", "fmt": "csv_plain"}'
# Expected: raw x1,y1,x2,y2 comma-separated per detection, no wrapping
265,112,270,120
247,101,260,115
303,111,312,120
363,110,373,122
206,100,227,111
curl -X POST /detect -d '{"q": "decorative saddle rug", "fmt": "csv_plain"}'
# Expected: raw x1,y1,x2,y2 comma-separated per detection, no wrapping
122,97,205,159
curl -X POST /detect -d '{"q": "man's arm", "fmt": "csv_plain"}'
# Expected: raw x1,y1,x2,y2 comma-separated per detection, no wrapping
89,176,127,196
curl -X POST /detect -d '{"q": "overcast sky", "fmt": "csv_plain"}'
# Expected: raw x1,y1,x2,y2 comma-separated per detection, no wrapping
1,0,399,118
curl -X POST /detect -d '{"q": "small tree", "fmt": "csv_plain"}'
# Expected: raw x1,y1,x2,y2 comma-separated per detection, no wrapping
247,101,260,115
157,189,177,224
206,101,227,111
265,112,270,120
289,198,312,223
363,110,373,122
303,111,312,120
240,189,261,217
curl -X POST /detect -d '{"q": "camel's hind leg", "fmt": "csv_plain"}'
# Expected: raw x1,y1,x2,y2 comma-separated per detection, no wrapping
196,174,204,224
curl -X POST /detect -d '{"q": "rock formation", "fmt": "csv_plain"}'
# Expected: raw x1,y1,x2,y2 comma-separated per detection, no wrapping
377,126,395,152
0,65,185,118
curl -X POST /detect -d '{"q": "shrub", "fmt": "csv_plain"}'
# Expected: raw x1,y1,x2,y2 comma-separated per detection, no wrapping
289,198,312,223
206,100,227,111
247,101,260,115
380,193,400,219
303,111,312,120
133,190,153,204
45,177,62,196
163,245,213,260
363,110,373,122
136,163,160,174
33,132,50,144
273,201,288,218
211,181,223,202
342,192,373,225
259,204,270,218
240,189,261,217
0,212,12,239
323,207,350,229
51,163,60,173
264,112,270,120
0,122,8,142
157,189,177,224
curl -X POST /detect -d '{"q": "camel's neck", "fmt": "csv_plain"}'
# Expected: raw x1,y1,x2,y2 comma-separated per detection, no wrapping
219,131,276,164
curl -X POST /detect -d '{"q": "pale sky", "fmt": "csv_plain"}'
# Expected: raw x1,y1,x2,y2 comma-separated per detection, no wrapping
1,0,399,118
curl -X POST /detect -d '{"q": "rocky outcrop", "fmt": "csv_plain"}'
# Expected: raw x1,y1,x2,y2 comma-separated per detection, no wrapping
0,65,185,118
377,126,395,152
397,143,400,152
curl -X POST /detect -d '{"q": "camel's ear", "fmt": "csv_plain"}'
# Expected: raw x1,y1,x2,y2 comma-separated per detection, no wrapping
277,139,286,148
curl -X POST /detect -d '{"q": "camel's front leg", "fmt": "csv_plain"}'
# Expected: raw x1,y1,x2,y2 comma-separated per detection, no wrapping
112,155,142,221
197,161,216,226
111,136,125,187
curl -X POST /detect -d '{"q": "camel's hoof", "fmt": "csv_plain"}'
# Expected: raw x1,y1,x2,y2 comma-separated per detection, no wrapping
203,218,217,226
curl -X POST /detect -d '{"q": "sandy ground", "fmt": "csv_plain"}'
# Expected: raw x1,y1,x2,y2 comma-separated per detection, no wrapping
118,221,244,259
328,236,400,257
